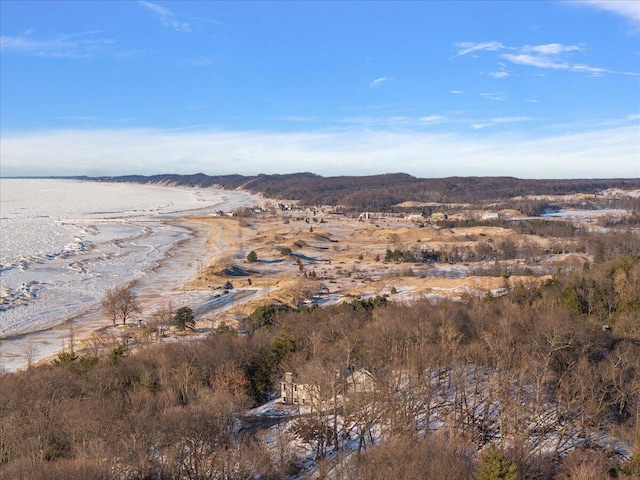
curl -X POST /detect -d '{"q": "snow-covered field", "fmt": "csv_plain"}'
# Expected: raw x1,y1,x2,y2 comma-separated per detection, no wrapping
0,179,257,368
541,208,627,219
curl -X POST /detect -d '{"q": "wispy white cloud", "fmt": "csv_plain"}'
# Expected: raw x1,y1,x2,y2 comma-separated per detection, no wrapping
193,16,226,26
452,41,504,58
488,61,511,78
471,116,533,129
522,43,582,55
573,1,640,28
501,53,568,70
569,64,612,75
501,52,613,76
338,115,445,128
450,90,464,94
1,31,115,58
454,40,638,77
139,1,191,32
491,116,533,124
3,125,637,178
480,92,507,101
419,115,445,124
488,71,510,79
591,113,640,128
369,77,391,88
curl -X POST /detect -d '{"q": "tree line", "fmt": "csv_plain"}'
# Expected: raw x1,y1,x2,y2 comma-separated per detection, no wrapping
380,227,640,273
87,173,640,209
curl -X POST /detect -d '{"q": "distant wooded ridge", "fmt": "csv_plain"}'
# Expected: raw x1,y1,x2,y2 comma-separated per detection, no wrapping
79,173,640,208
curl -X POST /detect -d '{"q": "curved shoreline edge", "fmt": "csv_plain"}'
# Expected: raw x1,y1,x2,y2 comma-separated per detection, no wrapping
0,184,261,373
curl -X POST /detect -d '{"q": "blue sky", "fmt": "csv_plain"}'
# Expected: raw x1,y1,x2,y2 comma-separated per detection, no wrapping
1,1,639,178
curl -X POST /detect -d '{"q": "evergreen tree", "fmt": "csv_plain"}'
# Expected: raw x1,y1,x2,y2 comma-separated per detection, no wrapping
477,444,518,480
173,306,195,330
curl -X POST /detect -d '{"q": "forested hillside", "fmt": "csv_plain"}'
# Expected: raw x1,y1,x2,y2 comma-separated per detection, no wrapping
2,253,639,479
87,173,640,208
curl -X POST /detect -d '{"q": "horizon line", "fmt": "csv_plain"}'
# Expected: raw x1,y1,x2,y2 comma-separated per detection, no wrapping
2,173,640,181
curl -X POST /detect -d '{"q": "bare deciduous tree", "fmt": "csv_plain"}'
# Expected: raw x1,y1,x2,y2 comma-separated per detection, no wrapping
101,285,141,327
22,339,38,369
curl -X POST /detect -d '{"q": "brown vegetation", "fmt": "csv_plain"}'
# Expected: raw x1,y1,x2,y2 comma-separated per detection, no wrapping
93,172,640,209
3,180,640,478
1,253,639,478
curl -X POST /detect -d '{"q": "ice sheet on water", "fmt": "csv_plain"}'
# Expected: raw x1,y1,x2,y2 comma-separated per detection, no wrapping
0,179,257,339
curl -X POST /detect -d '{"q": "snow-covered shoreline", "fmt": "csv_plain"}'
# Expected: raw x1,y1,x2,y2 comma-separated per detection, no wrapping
0,179,258,372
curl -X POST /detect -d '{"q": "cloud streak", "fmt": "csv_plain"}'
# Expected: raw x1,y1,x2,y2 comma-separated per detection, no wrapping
454,41,639,77
337,115,445,128
452,41,504,58
473,116,534,129
522,43,582,55
0,31,115,58
369,77,391,88
573,1,640,28
501,52,611,76
480,92,507,101
2,125,637,179
139,1,191,32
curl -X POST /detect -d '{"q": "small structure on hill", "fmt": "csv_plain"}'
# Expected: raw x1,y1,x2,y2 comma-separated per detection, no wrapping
280,368,377,405
406,213,425,222
345,367,377,394
280,372,318,405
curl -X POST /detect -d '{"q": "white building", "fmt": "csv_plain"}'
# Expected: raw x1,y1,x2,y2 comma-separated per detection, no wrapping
280,372,318,405
280,368,377,405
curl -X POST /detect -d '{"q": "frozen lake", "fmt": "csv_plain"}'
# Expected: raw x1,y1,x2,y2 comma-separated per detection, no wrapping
0,179,257,343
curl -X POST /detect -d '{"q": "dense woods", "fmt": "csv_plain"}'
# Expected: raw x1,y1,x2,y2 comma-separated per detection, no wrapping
87,173,640,209
1,252,639,479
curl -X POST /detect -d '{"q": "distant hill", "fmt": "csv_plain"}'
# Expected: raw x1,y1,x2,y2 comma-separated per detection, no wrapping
88,173,640,209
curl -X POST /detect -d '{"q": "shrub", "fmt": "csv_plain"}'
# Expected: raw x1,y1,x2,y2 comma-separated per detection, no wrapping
477,444,518,480
52,351,77,366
